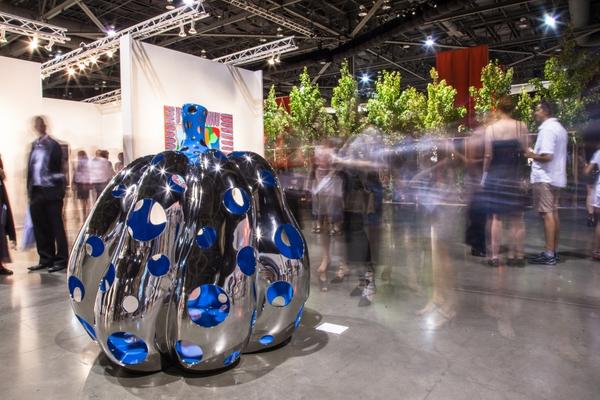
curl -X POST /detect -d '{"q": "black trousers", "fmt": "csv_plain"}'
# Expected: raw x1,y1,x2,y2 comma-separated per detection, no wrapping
465,190,487,253
30,187,68,267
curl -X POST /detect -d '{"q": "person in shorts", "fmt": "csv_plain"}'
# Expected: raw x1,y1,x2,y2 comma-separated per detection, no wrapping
526,100,568,265
585,144,600,260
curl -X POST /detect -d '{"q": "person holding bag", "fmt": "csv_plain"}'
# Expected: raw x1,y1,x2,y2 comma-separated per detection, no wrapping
0,154,16,276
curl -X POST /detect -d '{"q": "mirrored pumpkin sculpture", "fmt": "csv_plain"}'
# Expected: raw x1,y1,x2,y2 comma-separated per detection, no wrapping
67,104,309,372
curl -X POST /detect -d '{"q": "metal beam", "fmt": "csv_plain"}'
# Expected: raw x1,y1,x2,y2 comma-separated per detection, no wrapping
351,0,384,37
366,49,425,80
77,1,106,33
212,36,297,65
312,61,332,84
385,40,534,56
43,0,80,20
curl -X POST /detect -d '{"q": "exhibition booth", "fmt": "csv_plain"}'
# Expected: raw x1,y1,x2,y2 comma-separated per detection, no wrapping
0,38,264,223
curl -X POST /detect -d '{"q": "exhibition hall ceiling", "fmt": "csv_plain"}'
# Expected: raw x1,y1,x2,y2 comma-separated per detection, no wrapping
0,0,598,100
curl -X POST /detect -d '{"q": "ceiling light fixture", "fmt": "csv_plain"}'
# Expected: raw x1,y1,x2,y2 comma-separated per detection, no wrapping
267,57,275,66
358,5,367,17
78,62,86,71
361,73,370,83
107,28,116,37
90,55,98,64
183,0,195,5
0,29,7,44
44,39,54,51
425,37,435,47
544,14,557,28
29,35,39,50
105,49,114,58
166,0,175,10
67,67,75,76
178,24,187,37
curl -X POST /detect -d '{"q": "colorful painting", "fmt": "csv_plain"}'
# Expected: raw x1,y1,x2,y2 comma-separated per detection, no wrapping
163,105,234,153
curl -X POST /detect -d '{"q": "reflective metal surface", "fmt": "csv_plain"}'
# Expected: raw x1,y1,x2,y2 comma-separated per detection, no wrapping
67,103,309,373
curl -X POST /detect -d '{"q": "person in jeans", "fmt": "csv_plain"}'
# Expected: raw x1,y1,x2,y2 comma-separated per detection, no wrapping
526,100,568,265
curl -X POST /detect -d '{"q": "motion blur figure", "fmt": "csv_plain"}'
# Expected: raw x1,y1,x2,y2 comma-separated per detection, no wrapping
583,133,600,260
27,116,68,273
114,151,125,173
73,150,91,222
482,96,528,267
0,154,16,276
90,149,115,199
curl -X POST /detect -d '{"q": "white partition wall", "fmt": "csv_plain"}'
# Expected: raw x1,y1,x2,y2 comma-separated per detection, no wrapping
121,39,264,159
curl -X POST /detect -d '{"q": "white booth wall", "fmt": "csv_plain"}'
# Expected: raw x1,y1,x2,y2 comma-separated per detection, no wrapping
0,56,122,225
121,39,264,160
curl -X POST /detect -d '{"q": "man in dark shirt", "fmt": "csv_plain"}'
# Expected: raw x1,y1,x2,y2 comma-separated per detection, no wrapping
27,116,68,272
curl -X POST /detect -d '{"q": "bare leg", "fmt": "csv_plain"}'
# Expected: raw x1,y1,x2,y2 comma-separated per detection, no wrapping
541,212,556,253
490,215,502,260
553,209,560,253
512,213,525,259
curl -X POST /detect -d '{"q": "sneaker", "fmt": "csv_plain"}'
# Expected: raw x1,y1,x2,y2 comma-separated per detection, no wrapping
528,252,557,265
0,266,13,275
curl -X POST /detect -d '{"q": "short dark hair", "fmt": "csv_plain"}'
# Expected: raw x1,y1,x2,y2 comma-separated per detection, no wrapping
538,99,556,117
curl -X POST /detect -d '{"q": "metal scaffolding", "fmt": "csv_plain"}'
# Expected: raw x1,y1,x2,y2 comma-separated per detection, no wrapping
212,36,297,66
219,0,313,38
0,11,70,44
40,1,208,77
81,88,121,104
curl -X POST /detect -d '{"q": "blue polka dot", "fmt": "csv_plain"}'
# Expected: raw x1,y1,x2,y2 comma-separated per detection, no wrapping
223,350,240,366
259,335,274,346
187,284,230,328
258,169,277,188
147,254,170,277
151,153,165,166
99,263,116,293
111,184,127,198
168,174,187,193
236,246,256,276
127,198,166,241
266,281,294,307
274,224,305,259
223,187,251,215
107,332,148,365
195,226,217,249
85,236,104,257
68,276,85,302
175,340,203,366
213,151,227,161
76,315,96,340
294,304,304,329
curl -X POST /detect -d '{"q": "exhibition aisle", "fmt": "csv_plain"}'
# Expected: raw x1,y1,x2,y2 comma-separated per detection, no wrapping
0,208,598,400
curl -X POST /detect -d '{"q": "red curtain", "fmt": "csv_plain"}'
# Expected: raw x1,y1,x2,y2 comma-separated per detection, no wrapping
436,45,489,126
275,96,290,112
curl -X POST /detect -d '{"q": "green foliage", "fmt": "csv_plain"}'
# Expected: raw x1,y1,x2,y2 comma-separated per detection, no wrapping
469,60,513,118
397,87,426,136
331,60,359,136
514,87,540,132
263,85,289,146
424,68,466,133
289,67,326,142
366,70,403,133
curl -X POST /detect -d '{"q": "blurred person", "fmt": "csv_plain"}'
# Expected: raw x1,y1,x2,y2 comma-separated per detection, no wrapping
582,120,600,227
464,113,492,258
27,116,68,273
0,155,16,275
90,149,115,199
73,150,91,222
526,100,568,266
114,152,125,173
584,141,600,260
481,97,529,267
330,127,385,307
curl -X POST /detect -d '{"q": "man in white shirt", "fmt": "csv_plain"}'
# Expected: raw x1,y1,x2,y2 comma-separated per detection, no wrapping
526,100,568,265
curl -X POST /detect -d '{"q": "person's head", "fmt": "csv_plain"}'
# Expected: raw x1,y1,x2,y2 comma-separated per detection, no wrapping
95,149,103,157
534,99,556,123
118,152,124,162
77,150,87,160
496,96,515,117
33,116,47,136
102,150,109,159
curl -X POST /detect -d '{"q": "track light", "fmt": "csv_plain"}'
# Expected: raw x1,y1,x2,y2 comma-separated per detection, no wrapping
183,0,195,5
544,14,557,28
29,35,39,50
44,39,54,51
361,73,370,84
276,27,283,37
67,67,75,76
78,62,86,71
90,55,98,64
107,28,116,37
267,57,275,66
274,55,281,64
166,0,175,10
0,29,7,44
178,24,187,37
425,37,434,47
358,5,367,17
189,21,197,34
105,49,114,58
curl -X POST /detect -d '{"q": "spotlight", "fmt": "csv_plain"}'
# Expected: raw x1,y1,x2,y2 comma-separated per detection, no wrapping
178,24,187,37
260,37,267,42
361,73,370,83
267,57,276,66
67,67,76,76
0,29,6,43
276,27,283,37
90,55,98,64
358,5,367,17
41,73,47,80
425,37,435,47
78,62,86,71
29,36,39,50
275,55,281,64
44,39,54,51
544,14,557,28
183,0,195,5
107,28,116,37
166,0,175,10
189,21,197,34
105,49,114,58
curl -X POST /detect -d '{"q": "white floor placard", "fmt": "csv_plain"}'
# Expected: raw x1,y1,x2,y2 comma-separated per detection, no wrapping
316,323,349,335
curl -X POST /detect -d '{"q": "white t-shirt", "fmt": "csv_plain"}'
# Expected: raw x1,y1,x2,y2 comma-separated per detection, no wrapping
590,150,600,208
530,118,568,188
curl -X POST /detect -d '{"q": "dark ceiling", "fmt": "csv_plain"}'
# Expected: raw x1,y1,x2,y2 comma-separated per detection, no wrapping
1,0,599,101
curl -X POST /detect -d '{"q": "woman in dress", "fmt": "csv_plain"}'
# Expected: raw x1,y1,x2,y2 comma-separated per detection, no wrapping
482,96,529,267
73,150,91,222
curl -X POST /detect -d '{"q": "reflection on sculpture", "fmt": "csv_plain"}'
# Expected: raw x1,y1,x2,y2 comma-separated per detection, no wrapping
67,104,309,372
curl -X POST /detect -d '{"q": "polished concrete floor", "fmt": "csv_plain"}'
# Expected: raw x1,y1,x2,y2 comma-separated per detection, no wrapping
1,205,599,400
